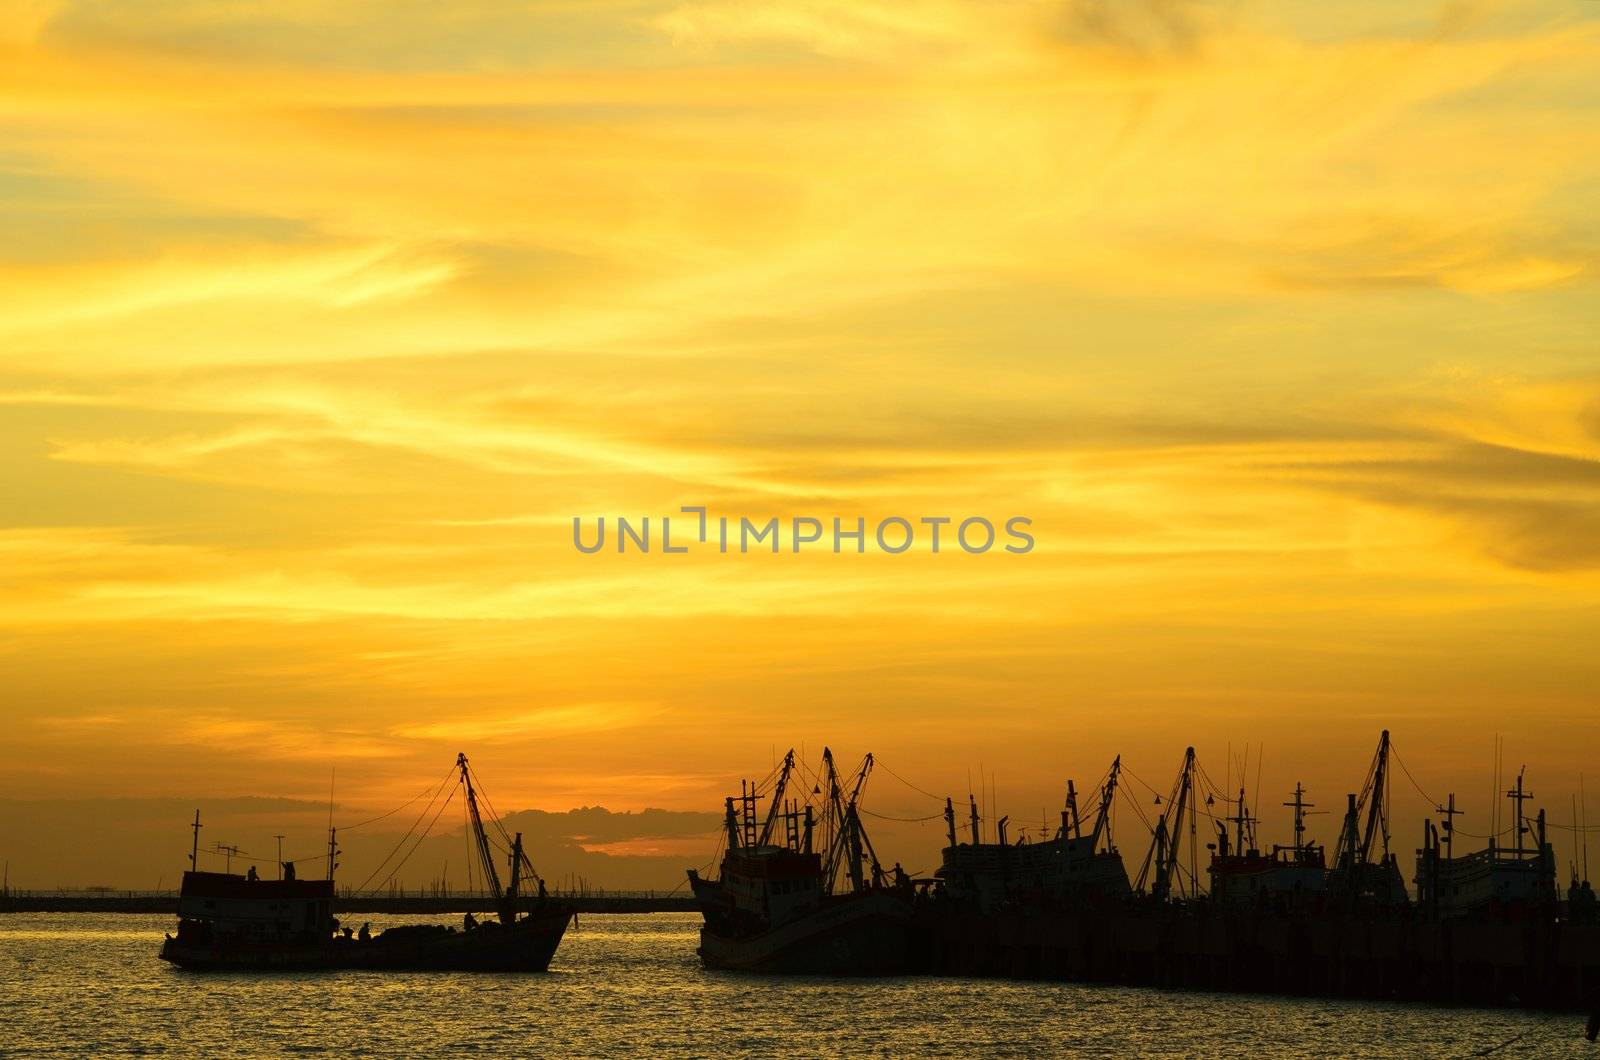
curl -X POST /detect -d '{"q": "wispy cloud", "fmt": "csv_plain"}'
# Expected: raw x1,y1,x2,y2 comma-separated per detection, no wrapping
0,0,1596,875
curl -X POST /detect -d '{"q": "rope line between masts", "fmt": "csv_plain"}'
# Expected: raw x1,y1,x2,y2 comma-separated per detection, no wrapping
356,784,460,895
337,761,460,833
352,769,458,893
461,759,541,886
874,758,946,803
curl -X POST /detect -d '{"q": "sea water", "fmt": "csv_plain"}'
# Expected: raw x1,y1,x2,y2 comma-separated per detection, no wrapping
0,912,1586,1057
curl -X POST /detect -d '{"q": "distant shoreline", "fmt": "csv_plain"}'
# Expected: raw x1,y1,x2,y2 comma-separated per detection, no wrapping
0,895,696,915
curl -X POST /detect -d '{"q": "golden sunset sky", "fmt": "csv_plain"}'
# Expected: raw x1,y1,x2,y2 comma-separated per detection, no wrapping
2,0,1598,886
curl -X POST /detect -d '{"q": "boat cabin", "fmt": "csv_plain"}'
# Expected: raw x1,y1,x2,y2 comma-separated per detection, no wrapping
719,848,824,924
172,870,334,948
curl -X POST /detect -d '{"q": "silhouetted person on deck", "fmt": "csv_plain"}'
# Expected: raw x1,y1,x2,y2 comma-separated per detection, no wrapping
463,911,478,932
246,866,258,882
282,861,296,881
358,922,370,942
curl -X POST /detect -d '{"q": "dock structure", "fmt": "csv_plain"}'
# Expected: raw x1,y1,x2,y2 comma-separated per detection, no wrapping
909,730,1600,1009
916,905,1600,1009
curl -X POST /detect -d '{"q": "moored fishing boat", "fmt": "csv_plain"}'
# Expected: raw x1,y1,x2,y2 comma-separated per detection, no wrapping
687,749,915,975
159,753,570,972
916,731,1600,1009
935,757,1131,914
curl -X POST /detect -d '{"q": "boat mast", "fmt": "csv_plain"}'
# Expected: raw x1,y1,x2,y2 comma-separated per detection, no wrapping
738,780,760,848
504,833,524,921
1089,756,1120,853
1359,730,1391,864
326,765,337,882
1227,786,1256,856
1284,783,1311,856
189,810,202,872
724,797,740,851
1507,768,1532,855
844,754,879,890
457,752,508,920
846,804,866,892
1139,747,1195,901
782,800,802,852
1169,747,1196,899
820,749,843,888
1336,794,1360,872
1334,729,1391,877
821,751,875,893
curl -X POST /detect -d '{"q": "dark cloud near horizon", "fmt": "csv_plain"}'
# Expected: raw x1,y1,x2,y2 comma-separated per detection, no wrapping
0,798,722,891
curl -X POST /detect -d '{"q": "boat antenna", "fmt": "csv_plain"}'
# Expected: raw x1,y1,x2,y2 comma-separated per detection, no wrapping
1572,794,1580,889
1253,743,1264,842
327,765,338,882
1436,793,1461,861
1490,735,1500,847
1506,767,1532,854
1582,773,1590,881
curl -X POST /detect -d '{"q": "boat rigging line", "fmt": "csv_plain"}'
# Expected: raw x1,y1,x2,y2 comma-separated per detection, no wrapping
353,769,459,894
860,808,946,824
355,783,459,895
337,761,461,833
874,758,947,803
458,756,543,890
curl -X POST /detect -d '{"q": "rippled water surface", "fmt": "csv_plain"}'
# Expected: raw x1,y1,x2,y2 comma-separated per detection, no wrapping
0,912,1589,1057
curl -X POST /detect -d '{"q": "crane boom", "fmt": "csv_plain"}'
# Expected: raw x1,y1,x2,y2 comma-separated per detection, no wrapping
758,750,795,847
1358,730,1391,863
1089,756,1121,852
819,749,875,894
1137,748,1195,901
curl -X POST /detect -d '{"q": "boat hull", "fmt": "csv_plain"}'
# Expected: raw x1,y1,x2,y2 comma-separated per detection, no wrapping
697,892,912,975
159,907,571,972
